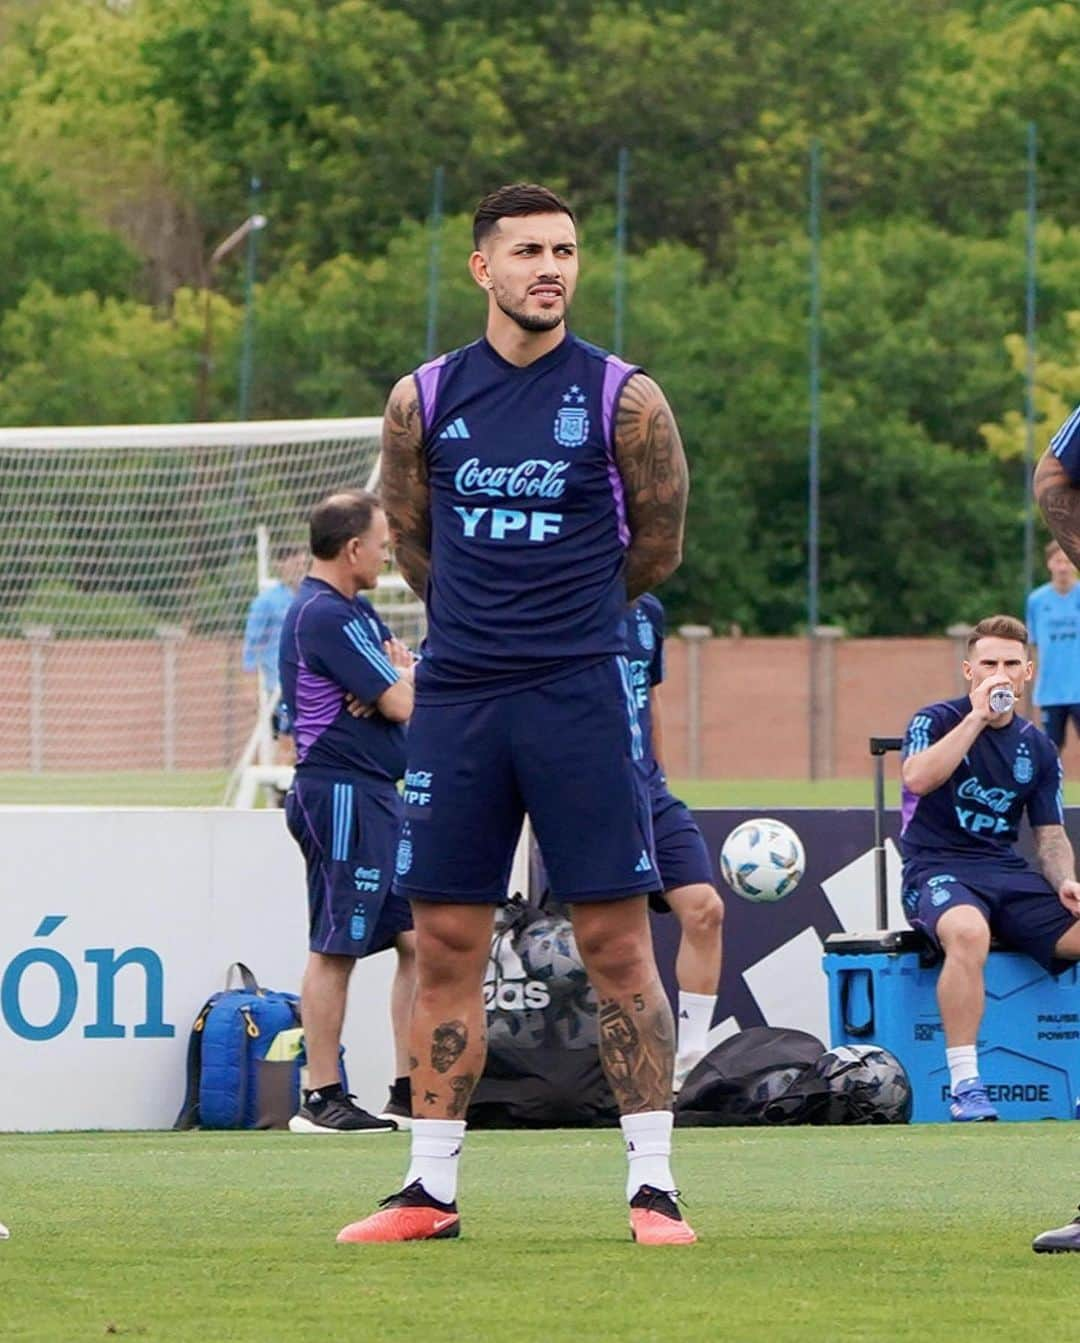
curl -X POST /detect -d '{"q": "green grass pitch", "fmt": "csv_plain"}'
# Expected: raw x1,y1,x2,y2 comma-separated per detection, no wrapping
1,1126,1077,1342
0,772,907,809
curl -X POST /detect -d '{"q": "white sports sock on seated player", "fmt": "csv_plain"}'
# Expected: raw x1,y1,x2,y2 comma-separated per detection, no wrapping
675,991,716,1074
946,1045,979,1093
621,1110,675,1200
404,1118,465,1205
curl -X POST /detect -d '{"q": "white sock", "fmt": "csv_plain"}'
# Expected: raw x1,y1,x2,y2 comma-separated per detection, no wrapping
404,1118,465,1205
675,991,716,1073
946,1046,979,1093
621,1110,675,1201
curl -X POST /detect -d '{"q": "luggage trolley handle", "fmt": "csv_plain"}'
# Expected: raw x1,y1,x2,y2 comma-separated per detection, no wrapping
869,737,904,930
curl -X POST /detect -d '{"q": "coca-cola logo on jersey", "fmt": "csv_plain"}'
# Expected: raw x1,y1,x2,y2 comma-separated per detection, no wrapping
454,457,569,500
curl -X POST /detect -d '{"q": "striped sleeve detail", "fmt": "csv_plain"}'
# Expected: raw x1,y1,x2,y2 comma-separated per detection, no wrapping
343,619,399,683
1051,404,1080,458
904,714,935,757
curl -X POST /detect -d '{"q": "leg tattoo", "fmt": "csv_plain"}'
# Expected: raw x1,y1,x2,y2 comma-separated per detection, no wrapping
597,992,675,1114
430,1020,468,1074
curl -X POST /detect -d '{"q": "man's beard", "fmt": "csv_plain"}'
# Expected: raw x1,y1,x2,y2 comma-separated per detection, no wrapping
493,285,566,332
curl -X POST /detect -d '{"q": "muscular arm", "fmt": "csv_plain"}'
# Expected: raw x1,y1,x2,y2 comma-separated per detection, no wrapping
380,374,431,599
900,712,986,796
1033,825,1076,892
613,374,689,599
1035,451,1080,570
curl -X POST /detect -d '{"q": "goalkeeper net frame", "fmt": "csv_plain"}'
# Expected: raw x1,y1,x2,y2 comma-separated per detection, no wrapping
0,416,425,802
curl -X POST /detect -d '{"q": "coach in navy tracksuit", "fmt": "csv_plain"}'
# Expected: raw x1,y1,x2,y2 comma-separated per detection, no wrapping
278,489,416,1134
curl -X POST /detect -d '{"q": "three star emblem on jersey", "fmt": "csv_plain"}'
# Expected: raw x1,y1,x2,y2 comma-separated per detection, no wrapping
554,385,589,448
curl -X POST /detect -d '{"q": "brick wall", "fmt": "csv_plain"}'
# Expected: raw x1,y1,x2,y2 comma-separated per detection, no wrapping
3,633,1075,778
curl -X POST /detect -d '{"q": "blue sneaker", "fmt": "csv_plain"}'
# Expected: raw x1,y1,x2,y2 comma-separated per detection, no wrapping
949,1077,998,1123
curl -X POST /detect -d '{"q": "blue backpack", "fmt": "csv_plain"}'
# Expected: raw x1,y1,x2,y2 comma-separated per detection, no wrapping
175,964,307,1130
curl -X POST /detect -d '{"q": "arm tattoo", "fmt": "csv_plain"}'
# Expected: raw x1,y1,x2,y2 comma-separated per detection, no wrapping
614,374,689,599
409,1055,419,1072
430,1020,468,1074
1037,482,1080,572
447,1073,476,1120
597,992,675,1114
380,375,431,599
423,1089,439,1105
1034,825,1077,893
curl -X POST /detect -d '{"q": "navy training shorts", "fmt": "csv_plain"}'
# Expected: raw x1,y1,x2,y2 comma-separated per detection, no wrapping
1041,704,1080,750
285,771,412,957
393,657,659,904
648,787,716,914
903,863,1078,974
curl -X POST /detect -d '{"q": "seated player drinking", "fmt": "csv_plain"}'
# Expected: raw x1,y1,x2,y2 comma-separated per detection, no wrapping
899,614,1080,1122
624,594,724,1091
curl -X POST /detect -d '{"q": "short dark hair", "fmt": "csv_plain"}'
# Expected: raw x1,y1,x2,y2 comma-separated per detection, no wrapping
1046,539,1064,561
473,183,576,249
309,489,382,560
967,615,1029,654
272,540,306,564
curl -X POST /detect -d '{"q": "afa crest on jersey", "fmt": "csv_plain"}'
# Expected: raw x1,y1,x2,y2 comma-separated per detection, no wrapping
636,607,655,652
1013,749,1034,785
554,384,589,448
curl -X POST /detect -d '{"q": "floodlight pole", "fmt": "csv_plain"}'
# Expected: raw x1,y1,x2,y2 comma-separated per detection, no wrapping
807,139,823,779
196,211,268,422
1023,121,1037,604
425,165,445,361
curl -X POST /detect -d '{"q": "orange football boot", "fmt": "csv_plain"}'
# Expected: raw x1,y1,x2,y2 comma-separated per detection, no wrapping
628,1186,698,1245
337,1180,460,1243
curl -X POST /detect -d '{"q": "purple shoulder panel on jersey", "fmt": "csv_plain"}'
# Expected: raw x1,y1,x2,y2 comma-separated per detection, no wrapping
414,354,448,440
601,354,639,549
290,592,343,761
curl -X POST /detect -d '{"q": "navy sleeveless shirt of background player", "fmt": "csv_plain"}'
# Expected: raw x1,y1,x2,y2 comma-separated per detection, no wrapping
624,594,666,793
900,696,1062,875
412,331,639,703
278,576,406,783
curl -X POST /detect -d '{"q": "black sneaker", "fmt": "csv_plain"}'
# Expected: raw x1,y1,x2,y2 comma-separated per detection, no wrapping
377,1077,412,1131
1033,1208,1080,1253
288,1090,397,1134
337,1180,461,1242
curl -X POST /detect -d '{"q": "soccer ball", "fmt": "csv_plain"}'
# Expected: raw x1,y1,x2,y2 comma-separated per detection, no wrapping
517,916,589,987
814,1045,913,1124
719,818,805,902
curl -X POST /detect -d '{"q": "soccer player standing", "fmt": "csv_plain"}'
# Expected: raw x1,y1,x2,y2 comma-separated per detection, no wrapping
338,184,692,1245
1031,405,1080,1251
625,595,725,1091
1025,540,1080,749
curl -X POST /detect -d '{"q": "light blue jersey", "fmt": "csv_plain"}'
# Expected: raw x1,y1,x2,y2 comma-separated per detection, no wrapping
242,582,294,692
1025,582,1080,707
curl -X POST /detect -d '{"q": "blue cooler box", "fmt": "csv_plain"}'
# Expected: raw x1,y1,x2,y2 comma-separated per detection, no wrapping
824,931,1080,1122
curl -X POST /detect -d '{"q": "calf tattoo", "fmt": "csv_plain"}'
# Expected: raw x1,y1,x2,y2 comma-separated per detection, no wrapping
448,1074,475,1120
597,994,674,1114
431,1020,468,1074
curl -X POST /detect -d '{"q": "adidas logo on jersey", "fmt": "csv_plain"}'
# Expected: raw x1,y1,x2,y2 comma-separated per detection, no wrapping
634,850,653,874
439,417,470,440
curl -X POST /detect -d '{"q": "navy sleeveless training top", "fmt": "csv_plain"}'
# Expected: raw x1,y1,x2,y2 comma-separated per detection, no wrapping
412,331,639,702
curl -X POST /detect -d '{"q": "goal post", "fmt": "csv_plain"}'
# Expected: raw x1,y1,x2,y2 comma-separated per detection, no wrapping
0,416,420,797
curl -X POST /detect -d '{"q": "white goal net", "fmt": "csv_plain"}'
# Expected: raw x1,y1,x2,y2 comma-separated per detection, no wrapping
0,417,423,801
